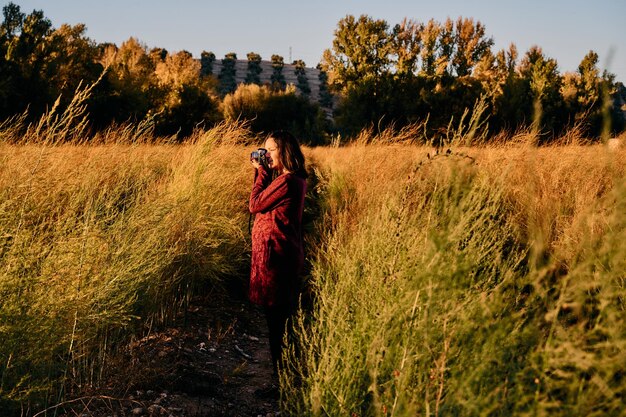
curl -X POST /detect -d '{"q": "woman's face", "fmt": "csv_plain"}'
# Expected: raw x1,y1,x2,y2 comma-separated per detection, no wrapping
264,137,284,172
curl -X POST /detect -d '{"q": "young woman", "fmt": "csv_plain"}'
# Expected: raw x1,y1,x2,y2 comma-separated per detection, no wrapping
249,130,307,375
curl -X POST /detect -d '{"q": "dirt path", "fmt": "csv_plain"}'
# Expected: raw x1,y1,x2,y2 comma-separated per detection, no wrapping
65,294,280,417
55,166,322,417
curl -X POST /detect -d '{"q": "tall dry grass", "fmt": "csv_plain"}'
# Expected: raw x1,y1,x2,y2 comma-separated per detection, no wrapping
0,124,258,413
282,141,626,417
1,102,624,416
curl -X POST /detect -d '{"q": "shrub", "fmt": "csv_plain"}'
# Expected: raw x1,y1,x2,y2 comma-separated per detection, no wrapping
223,84,327,144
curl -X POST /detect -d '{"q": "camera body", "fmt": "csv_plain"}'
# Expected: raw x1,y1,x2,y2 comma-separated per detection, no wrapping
250,148,269,168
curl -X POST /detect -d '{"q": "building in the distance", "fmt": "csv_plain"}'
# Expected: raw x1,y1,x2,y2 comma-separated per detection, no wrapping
198,53,334,112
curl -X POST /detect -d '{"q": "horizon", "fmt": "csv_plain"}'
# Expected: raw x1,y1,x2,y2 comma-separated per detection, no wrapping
8,0,626,83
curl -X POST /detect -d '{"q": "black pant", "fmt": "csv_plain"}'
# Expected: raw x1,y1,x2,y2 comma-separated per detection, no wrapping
264,304,293,375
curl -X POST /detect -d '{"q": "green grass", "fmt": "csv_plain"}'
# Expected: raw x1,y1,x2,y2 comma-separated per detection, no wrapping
282,144,626,417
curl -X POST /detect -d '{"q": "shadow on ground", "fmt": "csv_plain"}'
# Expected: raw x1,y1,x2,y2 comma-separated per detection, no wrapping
61,292,279,417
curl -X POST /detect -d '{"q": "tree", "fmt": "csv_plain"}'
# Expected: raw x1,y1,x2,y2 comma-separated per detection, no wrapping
1,5,52,114
245,52,262,85
0,3,26,116
11,9,52,66
111,38,155,84
218,52,237,96
200,50,215,76
320,14,392,92
435,18,454,77
567,51,624,136
150,47,168,65
155,50,198,87
270,54,286,90
391,18,422,76
44,24,102,100
293,59,310,97
420,19,440,76
473,49,496,91
452,17,494,77
317,64,334,109
576,50,600,109
519,46,564,136
476,44,517,126
154,50,221,136
1,2,23,38
97,37,159,122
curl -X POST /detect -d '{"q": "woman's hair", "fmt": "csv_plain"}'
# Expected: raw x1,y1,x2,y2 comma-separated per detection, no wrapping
270,130,308,179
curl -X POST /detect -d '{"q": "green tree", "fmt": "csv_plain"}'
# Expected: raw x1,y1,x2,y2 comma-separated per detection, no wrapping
568,51,624,136
218,52,237,96
0,3,26,116
391,18,422,76
1,2,23,38
317,64,334,109
519,46,564,137
1,4,52,114
155,49,197,87
7,8,51,66
200,50,215,76
0,3,103,120
293,59,311,97
473,49,497,92
44,23,102,99
245,52,262,85
270,54,286,90
320,14,392,92
150,47,168,65
576,50,600,109
476,44,517,128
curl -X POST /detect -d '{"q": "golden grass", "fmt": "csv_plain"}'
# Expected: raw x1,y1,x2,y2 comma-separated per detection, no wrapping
284,141,626,417
0,122,624,415
0,125,257,411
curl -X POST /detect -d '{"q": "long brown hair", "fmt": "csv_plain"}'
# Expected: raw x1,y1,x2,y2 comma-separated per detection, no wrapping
269,130,307,179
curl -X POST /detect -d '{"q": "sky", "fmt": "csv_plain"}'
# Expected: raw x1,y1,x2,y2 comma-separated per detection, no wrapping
8,0,626,83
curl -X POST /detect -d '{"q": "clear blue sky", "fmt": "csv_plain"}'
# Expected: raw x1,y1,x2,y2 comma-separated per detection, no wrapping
8,0,626,82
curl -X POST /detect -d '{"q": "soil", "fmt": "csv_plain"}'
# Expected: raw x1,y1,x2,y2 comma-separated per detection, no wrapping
59,292,281,417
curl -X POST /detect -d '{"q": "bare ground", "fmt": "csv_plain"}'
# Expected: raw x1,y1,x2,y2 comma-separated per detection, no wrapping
58,293,280,417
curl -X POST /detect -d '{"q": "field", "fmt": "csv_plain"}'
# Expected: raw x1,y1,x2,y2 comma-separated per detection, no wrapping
0,124,625,416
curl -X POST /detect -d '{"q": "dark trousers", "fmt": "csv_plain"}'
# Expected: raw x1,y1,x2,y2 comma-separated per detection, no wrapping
264,304,293,375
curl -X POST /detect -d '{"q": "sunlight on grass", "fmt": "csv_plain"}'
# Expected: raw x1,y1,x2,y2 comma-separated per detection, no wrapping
282,142,626,417
0,120,624,416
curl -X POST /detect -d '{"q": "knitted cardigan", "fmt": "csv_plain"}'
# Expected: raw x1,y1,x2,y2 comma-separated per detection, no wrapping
248,166,306,307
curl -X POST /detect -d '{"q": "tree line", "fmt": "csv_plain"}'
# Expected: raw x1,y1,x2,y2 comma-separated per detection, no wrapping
322,15,626,141
1,3,624,143
0,3,327,142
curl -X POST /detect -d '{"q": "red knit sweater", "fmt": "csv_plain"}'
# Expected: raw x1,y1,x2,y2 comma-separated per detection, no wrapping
249,166,306,307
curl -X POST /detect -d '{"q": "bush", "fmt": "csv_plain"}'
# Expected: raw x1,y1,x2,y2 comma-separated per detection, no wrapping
223,84,328,145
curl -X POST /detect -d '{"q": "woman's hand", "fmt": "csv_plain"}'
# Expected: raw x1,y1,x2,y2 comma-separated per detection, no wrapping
250,158,260,170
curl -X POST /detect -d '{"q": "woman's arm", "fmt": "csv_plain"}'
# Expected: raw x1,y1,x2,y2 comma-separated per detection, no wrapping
249,167,289,214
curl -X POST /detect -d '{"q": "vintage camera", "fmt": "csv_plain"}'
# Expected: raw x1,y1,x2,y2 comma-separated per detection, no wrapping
250,148,269,168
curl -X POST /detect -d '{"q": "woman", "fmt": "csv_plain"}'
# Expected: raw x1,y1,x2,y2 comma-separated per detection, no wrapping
249,130,307,375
